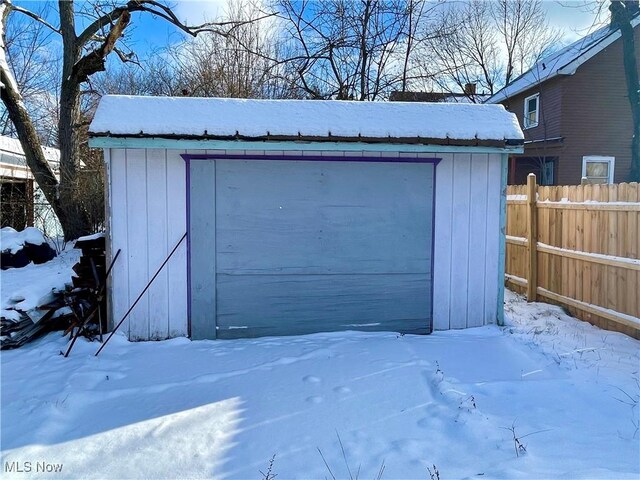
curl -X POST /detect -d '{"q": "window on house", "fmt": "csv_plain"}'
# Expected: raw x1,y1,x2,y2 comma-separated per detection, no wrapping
523,93,539,129
582,156,615,184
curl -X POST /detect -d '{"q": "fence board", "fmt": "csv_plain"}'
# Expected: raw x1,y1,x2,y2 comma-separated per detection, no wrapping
582,184,592,306
628,184,638,319
575,185,584,302
506,180,640,339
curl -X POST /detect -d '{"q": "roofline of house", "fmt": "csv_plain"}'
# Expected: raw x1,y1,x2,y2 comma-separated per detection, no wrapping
486,16,640,103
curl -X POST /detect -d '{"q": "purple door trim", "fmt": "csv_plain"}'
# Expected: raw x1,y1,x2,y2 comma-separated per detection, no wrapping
182,152,441,164
181,152,442,337
184,156,192,338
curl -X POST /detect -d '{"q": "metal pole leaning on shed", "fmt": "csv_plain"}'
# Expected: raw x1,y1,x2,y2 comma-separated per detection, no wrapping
526,173,538,302
95,232,187,356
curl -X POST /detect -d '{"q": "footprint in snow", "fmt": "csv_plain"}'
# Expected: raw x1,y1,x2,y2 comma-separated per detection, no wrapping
417,417,431,429
333,386,351,394
303,375,322,384
306,396,324,404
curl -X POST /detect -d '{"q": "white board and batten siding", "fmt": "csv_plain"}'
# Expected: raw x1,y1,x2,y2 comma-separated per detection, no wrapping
432,152,503,330
107,147,188,340
106,148,505,340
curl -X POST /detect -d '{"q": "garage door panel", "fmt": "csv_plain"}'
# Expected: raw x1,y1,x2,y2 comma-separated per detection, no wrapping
216,160,433,275
189,157,434,339
216,273,431,338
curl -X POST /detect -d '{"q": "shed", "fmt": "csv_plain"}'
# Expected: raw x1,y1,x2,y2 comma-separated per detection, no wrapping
89,96,523,340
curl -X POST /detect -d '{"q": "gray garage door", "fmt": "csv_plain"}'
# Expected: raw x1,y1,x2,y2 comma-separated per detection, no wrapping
189,158,434,339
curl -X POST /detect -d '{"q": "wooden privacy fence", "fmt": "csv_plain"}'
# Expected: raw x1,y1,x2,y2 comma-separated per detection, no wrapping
506,174,640,339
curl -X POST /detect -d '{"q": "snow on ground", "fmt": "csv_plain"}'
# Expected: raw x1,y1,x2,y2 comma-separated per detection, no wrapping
1,289,638,479
1,227,47,255
1,248,80,320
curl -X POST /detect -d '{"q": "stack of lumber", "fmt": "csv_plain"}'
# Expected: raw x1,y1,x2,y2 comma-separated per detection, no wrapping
1,300,70,349
66,233,108,339
1,233,108,350
72,234,106,289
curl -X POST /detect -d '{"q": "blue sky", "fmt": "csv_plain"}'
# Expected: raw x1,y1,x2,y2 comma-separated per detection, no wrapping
14,0,606,53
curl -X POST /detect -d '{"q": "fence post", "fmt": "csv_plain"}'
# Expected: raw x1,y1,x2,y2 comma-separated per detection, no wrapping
526,173,538,301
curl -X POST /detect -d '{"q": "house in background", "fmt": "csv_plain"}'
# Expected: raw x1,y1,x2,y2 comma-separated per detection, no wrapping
486,15,640,185
0,135,62,236
390,83,490,104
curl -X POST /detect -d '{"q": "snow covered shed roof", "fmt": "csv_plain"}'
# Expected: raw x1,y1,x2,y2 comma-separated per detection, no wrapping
89,95,524,147
486,17,640,104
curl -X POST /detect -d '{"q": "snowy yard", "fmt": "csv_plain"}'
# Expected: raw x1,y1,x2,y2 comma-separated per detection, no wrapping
1,291,638,479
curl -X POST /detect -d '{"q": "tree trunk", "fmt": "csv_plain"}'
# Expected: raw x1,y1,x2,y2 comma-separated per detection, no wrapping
358,0,372,101
57,0,90,240
612,0,640,182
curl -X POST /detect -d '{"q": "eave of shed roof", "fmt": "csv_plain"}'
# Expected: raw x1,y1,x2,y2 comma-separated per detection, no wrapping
88,96,524,146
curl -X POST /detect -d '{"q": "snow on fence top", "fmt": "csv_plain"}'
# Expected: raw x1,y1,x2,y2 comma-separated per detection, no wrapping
89,95,524,144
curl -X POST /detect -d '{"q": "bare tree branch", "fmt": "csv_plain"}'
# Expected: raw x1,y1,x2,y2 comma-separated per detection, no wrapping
7,3,61,34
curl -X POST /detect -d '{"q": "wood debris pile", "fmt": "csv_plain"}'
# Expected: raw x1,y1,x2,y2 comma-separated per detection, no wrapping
1,234,107,350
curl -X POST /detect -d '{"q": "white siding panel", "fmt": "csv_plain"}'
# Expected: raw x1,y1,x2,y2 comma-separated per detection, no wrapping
432,152,502,330
449,154,472,329
166,150,188,337
109,149,130,336
483,153,503,325
125,149,150,340
108,148,188,340
146,148,169,339
432,154,453,330
104,149,112,331
466,154,489,327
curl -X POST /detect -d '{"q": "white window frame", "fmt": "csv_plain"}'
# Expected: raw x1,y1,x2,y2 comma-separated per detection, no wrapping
523,93,540,129
582,156,615,184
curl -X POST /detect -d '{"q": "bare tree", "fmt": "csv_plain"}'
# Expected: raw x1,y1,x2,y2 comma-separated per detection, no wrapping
610,0,640,181
426,0,501,99
0,2,59,144
172,0,294,99
428,0,560,100
93,0,295,102
92,51,181,97
276,0,436,101
0,0,271,240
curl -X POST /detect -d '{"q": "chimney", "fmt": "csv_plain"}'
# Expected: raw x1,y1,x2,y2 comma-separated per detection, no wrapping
464,83,477,95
